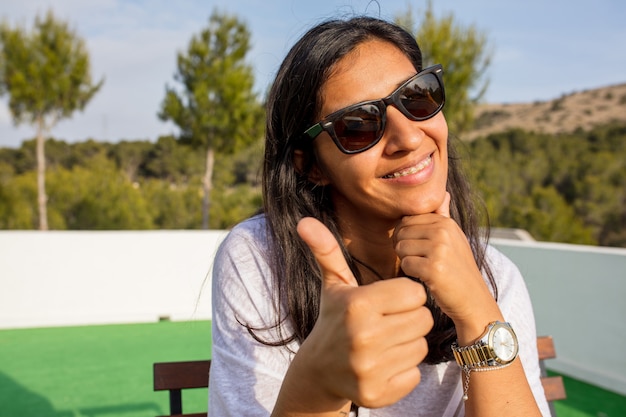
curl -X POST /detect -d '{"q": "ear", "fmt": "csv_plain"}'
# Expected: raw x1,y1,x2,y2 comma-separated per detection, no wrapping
293,149,330,186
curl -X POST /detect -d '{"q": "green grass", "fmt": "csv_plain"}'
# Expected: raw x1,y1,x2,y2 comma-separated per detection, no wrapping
552,371,626,417
0,321,211,417
1,321,624,417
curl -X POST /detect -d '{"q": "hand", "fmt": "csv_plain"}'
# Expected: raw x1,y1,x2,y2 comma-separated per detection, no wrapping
393,193,499,330
295,217,433,409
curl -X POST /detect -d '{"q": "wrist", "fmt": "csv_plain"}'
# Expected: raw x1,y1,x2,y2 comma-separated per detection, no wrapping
273,344,350,416
454,312,504,346
451,321,520,402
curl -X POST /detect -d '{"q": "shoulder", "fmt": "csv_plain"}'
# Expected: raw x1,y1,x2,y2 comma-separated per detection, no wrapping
220,214,268,248
483,243,536,334
212,214,279,327
484,243,526,294
484,244,521,278
483,243,533,316
213,214,272,292
214,214,270,264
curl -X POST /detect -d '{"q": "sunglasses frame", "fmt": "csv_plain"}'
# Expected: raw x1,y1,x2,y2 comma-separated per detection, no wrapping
302,64,445,154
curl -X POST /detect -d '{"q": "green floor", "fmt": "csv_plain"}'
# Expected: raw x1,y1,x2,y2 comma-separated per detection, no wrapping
0,321,624,417
550,371,626,417
0,321,211,417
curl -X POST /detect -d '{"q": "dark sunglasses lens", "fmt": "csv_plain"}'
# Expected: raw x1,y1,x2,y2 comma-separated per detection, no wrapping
334,104,383,152
400,73,443,119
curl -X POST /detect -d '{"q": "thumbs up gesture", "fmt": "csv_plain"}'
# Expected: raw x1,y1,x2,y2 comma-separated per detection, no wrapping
292,217,434,409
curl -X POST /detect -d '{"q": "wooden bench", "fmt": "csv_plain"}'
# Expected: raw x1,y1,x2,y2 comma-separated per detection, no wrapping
537,335,567,416
153,360,211,417
153,336,566,417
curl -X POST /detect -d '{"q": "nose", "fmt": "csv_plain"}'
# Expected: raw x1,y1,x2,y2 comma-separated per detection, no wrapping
382,105,425,155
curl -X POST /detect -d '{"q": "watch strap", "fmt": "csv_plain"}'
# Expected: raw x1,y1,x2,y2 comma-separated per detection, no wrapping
452,341,498,369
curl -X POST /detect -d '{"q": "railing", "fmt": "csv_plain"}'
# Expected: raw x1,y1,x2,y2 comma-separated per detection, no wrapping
491,238,626,395
1,230,624,395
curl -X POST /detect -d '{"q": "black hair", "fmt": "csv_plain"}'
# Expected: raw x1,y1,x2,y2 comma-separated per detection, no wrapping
258,16,494,364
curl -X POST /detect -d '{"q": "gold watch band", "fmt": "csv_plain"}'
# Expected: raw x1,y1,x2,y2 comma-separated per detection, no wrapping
452,342,494,368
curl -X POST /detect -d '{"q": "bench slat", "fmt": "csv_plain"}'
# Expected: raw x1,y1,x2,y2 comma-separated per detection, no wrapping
542,375,567,402
154,360,211,391
537,335,557,360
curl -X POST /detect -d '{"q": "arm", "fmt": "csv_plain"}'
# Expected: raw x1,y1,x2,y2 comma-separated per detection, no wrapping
210,219,294,416
271,218,433,416
394,196,543,417
210,217,433,417
486,246,551,416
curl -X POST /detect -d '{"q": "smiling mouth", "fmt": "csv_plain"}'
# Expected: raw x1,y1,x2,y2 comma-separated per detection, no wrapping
382,155,433,179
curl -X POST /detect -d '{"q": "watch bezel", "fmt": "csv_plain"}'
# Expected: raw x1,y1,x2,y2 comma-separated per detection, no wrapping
486,321,519,365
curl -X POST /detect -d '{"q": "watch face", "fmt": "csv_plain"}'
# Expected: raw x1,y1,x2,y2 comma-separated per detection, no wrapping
491,324,519,363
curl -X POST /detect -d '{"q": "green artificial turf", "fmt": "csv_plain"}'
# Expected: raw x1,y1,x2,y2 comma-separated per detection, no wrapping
551,371,626,417
1,321,625,417
0,321,211,417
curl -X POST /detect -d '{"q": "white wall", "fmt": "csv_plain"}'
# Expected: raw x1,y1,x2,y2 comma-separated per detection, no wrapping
1,231,625,395
0,230,227,328
491,239,626,396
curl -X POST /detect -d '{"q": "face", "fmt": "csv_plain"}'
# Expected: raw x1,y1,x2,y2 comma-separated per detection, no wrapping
309,40,449,229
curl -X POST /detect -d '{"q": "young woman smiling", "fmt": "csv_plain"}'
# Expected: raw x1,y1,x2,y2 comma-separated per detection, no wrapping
209,16,549,417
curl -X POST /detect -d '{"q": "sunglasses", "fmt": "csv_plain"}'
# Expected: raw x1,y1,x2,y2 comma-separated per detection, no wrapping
303,64,445,154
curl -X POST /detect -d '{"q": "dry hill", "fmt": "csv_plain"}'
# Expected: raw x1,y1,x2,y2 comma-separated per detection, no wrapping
467,83,626,139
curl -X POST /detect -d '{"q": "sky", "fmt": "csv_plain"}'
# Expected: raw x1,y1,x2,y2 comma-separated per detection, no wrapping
0,0,625,148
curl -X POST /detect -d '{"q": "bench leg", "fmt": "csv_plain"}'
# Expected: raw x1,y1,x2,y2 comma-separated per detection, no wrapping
169,389,182,415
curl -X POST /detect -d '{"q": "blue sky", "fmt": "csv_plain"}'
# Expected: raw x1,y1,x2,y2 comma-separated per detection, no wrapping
1,0,625,148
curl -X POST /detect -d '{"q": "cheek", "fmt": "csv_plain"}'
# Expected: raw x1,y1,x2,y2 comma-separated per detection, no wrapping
434,114,449,152
438,148,449,193
318,158,370,189
309,139,339,185
441,146,449,174
313,139,375,186
434,122,449,179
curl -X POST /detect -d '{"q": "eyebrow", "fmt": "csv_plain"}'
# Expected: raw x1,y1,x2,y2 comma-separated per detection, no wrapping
322,71,419,117
394,72,419,89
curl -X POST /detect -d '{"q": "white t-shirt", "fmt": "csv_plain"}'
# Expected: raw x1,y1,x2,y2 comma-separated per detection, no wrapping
209,215,550,416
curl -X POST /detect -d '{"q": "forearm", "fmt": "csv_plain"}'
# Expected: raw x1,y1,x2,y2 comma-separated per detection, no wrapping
454,308,542,417
463,360,542,417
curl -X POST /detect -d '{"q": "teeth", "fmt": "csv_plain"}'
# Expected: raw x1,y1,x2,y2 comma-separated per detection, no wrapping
385,156,432,178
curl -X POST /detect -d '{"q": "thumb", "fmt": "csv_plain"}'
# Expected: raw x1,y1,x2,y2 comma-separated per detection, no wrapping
435,191,451,218
297,217,358,288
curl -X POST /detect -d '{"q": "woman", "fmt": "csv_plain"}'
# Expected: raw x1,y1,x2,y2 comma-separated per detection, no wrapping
210,16,549,417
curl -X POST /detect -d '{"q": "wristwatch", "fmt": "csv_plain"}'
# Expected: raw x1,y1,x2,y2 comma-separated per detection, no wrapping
452,321,519,369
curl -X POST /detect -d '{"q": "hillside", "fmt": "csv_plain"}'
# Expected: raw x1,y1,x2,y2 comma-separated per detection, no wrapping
467,83,626,139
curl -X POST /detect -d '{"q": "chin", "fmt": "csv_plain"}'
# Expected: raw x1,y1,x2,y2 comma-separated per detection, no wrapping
399,204,437,216
402,194,446,216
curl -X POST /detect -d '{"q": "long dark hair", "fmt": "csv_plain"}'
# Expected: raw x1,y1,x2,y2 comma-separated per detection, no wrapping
260,16,494,364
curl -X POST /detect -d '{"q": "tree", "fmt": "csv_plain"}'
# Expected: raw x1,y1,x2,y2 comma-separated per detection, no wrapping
142,135,204,183
0,10,103,230
159,10,263,229
396,1,492,134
